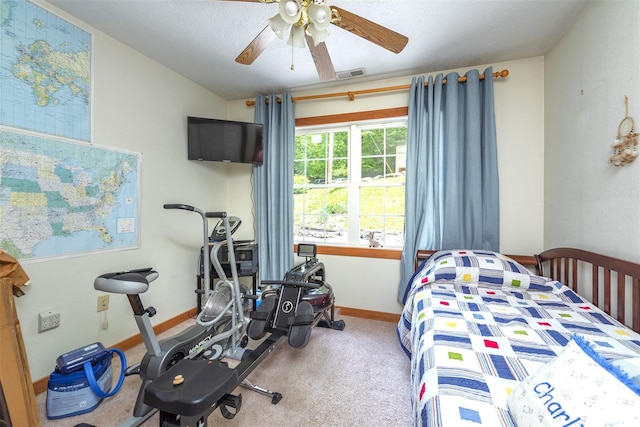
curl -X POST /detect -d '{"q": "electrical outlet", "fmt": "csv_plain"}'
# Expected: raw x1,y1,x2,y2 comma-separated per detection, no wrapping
38,310,60,332
97,294,110,312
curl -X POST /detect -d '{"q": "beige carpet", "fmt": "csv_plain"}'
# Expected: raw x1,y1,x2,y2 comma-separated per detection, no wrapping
36,315,412,426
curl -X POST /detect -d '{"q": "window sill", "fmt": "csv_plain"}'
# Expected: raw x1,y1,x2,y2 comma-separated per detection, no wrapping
294,244,402,260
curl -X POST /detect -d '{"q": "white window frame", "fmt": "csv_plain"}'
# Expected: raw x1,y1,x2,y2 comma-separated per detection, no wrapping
294,118,407,247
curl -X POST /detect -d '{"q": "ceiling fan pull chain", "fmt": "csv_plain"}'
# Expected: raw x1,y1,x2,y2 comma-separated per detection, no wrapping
291,43,295,71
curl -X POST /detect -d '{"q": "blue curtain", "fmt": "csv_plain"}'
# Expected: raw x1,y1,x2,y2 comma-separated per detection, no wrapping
253,93,295,280
398,67,499,302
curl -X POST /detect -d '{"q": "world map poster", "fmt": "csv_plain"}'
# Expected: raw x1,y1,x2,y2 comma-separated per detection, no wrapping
1,0,91,141
0,1,141,260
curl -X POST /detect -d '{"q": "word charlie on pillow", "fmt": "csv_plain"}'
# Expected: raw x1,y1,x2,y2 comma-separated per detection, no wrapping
507,334,640,426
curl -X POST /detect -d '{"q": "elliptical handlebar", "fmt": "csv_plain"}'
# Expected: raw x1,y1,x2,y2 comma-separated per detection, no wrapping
163,204,243,331
163,203,211,301
205,211,227,219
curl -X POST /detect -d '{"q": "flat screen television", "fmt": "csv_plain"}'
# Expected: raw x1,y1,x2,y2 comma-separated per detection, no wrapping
187,116,264,165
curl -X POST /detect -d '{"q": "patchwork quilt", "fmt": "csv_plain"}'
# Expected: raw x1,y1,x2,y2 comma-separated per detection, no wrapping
397,250,640,427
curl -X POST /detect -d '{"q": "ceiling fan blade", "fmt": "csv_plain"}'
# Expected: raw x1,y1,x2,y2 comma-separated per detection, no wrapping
235,25,277,65
305,35,335,81
331,6,408,54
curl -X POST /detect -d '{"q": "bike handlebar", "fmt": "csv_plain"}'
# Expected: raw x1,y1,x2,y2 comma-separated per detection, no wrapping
163,204,194,211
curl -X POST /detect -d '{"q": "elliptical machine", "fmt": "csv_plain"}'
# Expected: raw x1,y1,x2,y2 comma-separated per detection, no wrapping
93,204,253,426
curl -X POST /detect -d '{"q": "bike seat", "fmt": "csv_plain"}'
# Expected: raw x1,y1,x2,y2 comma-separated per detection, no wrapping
94,268,158,294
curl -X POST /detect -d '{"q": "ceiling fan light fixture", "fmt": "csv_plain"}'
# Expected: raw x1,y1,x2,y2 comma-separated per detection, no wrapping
288,24,306,49
307,23,330,46
237,1,408,80
268,0,336,49
307,3,331,30
279,0,302,24
268,13,291,39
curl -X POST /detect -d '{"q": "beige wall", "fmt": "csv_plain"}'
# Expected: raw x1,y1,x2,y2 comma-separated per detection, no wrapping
544,0,640,261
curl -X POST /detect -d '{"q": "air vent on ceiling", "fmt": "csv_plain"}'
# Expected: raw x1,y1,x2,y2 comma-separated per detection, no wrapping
335,68,366,80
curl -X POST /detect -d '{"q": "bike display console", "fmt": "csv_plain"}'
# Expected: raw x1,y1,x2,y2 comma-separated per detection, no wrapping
200,242,258,278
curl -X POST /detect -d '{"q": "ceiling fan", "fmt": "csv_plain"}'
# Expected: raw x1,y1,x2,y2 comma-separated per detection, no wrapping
219,0,409,81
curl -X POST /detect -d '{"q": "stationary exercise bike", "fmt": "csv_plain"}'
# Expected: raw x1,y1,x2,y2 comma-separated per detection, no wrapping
94,204,254,426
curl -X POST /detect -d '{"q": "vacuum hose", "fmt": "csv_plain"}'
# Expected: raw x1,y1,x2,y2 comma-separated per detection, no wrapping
84,348,127,398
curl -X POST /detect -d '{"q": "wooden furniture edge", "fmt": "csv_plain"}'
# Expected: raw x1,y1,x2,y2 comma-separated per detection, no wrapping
33,308,197,395
536,247,640,333
536,247,640,278
1,277,40,426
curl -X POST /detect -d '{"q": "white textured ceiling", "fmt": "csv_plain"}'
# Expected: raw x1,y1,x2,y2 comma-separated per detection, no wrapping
46,0,588,101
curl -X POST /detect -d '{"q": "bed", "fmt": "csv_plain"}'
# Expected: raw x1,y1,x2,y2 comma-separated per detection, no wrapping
397,248,640,426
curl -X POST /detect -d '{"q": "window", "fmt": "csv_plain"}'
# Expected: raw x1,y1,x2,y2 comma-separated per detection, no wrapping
293,120,407,248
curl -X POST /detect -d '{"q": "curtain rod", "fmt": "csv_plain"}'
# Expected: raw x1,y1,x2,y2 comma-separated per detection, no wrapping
245,69,509,107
